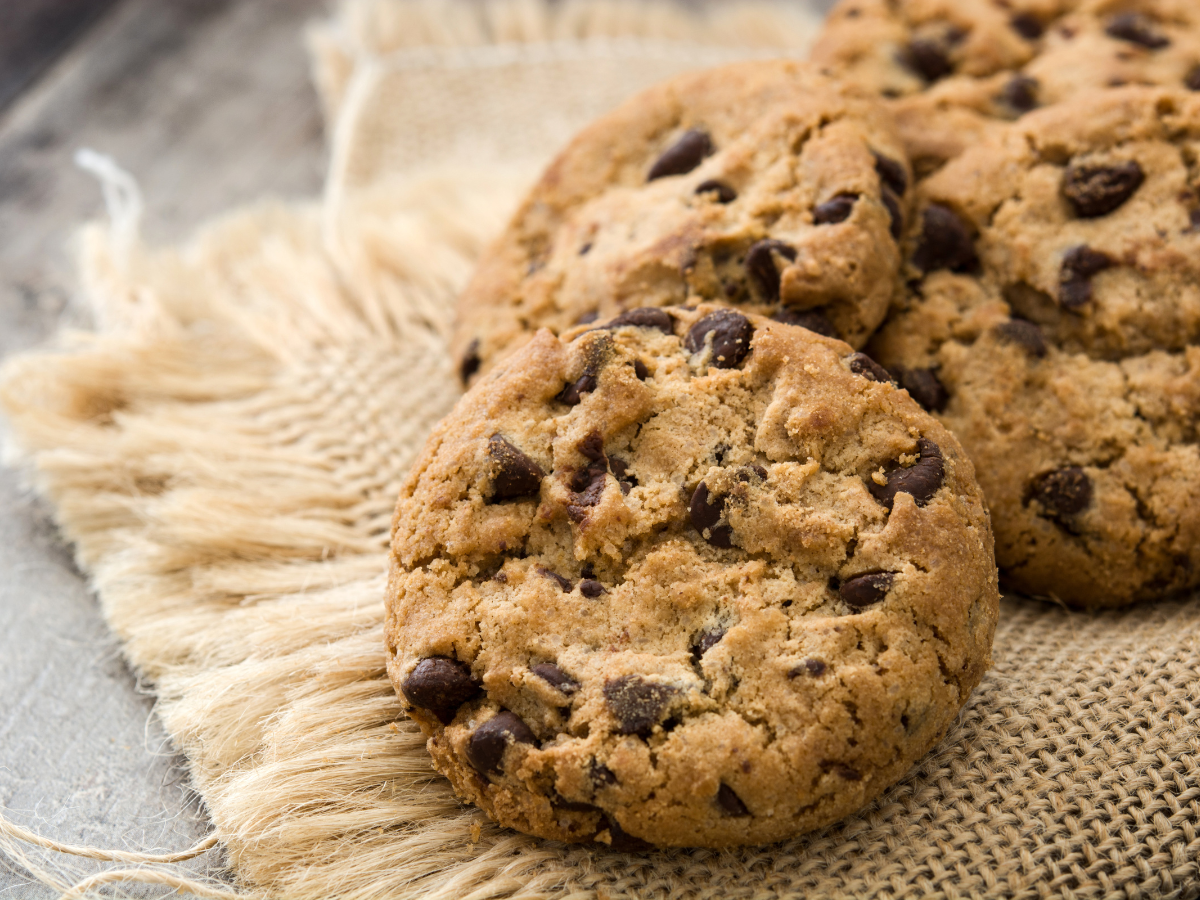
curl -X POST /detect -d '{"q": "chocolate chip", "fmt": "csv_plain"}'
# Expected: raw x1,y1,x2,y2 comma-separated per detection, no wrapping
608,456,637,493
1001,75,1039,113
538,567,574,592
605,307,674,332
745,239,797,303
1059,245,1113,308
1062,161,1144,218
839,572,895,609
892,367,949,411
873,152,908,196
487,435,545,501
1027,467,1093,520
690,482,732,548
557,372,597,405
882,188,904,240
1105,12,1170,49
868,438,945,510
684,309,754,368
716,783,750,816
580,579,606,598
736,464,767,482
576,310,600,324
789,658,826,678
993,319,1048,357
829,763,862,781
531,663,579,695
847,352,894,384
604,819,652,850
1187,64,1200,91
402,657,480,725
691,627,726,661
467,710,537,774
589,760,618,787
459,339,481,385
695,179,737,203
578,430,605,461
604,675,678,736
579,244,593,257
633,359,650,380
813,193,858,225
772,308,839,339
648,128,714,181
1010,12,1044,40
568,461,608,518
913,204,977,273
900,37,954,82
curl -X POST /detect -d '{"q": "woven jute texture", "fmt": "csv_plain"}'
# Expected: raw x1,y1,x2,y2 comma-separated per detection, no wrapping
2,1,1198,898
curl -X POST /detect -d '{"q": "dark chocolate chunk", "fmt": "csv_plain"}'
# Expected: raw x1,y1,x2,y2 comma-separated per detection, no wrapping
459,339,481,385
1000,75,1039,113
684,309,754,368
828,763,862,781
1187,64,1200,91
1010,12,1044,40
606,307,674,332
716,783,750,816
745,239,797,303
695,179,737,203
736,464,768,482
993,319,1048,357
538,567,574,593
691,627,726,661
839,572,895,609
771,307,839,339
467,710,537,774
1062,160,1144,217
402,657,480,725
648,128,714,181
847,352,894,384
881,188,904,240
580,579,606,598
579,243,593,257
608,456,637,493
1027,467,1093,520
868,438,946,510
789,658,826,678
578,430,605,461
813,193,858,225
1059,244,1113,308
530,663,579,695
576,310,600,324
633,359,650,380
1105,12,1170,49
488,435,545,501
893,367,949,411
900,37,954,82
873,151,908,196
689,482,733,548
568,461,608,516
557,372,597,406
604,675,678,736
912,204,977,273
604,819,652,851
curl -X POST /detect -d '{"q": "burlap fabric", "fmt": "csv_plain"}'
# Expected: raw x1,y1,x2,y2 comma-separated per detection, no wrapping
1,1,1197,897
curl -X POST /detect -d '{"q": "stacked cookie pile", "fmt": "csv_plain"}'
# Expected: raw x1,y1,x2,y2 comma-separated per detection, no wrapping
384,0,1200,849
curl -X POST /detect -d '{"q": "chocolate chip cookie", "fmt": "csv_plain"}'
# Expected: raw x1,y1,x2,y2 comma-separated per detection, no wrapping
813,0,1200,174
387,304,998,847
866,86,1200,607
453,59,912,385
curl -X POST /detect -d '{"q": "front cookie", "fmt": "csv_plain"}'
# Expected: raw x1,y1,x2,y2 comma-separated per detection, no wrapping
386,305,998,848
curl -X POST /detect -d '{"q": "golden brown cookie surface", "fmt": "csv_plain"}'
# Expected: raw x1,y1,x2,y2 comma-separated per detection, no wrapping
453,59,911,384
867,87,1200,607
388,305,998,848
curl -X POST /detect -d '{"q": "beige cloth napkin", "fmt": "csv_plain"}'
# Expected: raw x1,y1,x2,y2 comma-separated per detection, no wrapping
2,1,1198,897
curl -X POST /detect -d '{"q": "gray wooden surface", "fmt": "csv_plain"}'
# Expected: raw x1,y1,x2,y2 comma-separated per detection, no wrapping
0,0,326,894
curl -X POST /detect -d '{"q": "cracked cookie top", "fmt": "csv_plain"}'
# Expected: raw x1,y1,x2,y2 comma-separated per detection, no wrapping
452,59,911,385
866,87,1200,606
386,304,998,848
812,0,1200,174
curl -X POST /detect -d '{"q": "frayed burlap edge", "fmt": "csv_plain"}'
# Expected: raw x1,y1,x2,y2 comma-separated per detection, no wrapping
2,1,1199,899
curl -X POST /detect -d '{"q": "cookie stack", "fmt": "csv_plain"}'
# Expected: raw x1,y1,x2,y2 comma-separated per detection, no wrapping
384,1,1200,849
